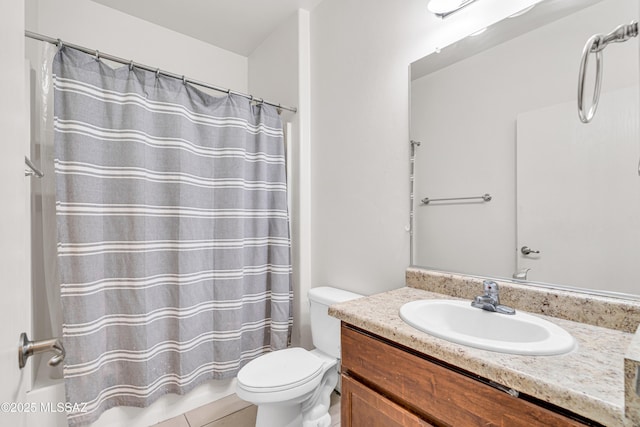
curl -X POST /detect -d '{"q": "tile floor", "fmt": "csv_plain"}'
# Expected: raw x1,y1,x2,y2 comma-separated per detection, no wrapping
154,392,341,427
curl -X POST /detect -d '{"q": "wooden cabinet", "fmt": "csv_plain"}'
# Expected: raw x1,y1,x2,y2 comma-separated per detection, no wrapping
340,323,595,427
341,375,434,427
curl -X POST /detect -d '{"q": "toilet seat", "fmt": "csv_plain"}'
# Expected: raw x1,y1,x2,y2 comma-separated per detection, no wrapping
237,348,325,393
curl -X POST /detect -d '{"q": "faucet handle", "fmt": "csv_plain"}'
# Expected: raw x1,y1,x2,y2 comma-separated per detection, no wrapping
482,280,499,295
474,280,515,315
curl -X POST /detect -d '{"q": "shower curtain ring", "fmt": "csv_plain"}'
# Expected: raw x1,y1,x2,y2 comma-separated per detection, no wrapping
129,60,134,71
95,50,100,61
56,38,63,49
182,75,187,85
155,68,160,78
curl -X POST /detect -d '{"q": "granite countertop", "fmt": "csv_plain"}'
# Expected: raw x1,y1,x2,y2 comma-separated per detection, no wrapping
329,286,635,427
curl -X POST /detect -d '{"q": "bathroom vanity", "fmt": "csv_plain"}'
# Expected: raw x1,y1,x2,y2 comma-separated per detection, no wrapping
330,269,640,426
341,324,587,426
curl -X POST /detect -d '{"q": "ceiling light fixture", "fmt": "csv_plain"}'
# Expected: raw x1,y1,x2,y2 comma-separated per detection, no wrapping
427,0,480,19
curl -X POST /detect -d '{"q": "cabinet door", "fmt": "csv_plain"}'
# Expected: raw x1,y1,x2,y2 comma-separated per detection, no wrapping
341,324,589,427
341,375,434,427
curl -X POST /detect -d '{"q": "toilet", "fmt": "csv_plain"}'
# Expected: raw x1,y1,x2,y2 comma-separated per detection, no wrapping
236,286,362,427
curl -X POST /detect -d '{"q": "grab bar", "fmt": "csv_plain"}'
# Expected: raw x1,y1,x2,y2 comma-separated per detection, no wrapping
25,156,44,178
421,193,492,205
18,332,65,369
578,21,638,123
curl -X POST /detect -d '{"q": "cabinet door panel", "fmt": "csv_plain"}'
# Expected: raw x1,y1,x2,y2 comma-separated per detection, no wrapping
341,324,587,427
342,375,434,427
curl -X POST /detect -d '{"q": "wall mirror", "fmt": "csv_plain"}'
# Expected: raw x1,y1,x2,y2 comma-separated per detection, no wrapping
410,0,640,299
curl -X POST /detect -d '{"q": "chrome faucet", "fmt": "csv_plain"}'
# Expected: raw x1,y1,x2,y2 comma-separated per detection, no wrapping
471,280,515,315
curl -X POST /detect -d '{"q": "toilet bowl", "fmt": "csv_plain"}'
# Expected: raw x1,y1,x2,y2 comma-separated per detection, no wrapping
235,286,362,427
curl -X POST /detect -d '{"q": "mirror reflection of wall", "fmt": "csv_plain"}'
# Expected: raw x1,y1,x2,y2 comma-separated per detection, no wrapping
411,0,639,297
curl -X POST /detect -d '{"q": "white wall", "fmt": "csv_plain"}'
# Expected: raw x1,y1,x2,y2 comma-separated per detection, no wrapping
27,0,247,93
248,10,314,349
309,0,541,297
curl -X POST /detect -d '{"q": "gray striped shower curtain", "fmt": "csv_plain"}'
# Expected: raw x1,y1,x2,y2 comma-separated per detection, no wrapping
53,47,292,426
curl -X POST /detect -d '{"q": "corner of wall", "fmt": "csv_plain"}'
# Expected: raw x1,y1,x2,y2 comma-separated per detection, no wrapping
296,8,312,349
247,9,313,349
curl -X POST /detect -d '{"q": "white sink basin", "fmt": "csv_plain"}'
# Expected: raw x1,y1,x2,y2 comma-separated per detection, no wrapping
399,299,575,356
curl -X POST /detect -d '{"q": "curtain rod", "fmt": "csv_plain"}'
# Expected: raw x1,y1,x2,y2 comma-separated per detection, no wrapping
25,30,297,114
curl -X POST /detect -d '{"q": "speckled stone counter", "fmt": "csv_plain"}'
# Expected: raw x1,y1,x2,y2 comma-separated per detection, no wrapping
330,286,636,426
406,268,640,333
625,327,640,425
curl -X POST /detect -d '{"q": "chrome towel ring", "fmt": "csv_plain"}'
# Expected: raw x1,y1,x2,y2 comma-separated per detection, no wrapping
577,34,603,123
577,21,638,123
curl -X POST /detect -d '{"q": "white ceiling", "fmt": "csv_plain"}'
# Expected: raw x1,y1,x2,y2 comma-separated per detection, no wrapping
91,0,323,56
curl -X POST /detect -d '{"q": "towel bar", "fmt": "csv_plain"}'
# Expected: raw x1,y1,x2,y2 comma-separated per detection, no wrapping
421,193,492,205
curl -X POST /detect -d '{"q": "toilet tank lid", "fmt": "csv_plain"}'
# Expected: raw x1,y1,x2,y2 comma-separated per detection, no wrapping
308,286,362,306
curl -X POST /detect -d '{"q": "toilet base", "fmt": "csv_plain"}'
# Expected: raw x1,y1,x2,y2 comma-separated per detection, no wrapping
254,367,339,427
255,404,302,427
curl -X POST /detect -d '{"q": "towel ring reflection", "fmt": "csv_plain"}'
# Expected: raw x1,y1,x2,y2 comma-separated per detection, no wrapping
577,21,638,123
577,35,603,123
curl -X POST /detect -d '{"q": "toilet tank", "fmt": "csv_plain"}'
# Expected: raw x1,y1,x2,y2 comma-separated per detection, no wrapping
308,286,362,359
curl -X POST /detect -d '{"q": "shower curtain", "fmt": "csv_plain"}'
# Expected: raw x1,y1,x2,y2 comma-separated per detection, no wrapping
53,47,292,426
